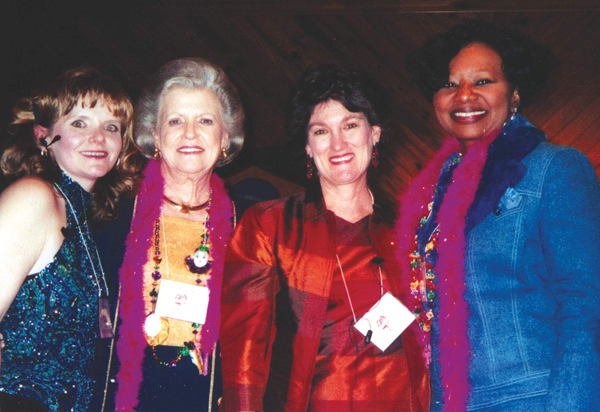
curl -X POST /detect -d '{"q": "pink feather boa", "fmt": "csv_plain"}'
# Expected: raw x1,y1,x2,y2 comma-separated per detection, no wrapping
114,160,234,411
395,131,497,412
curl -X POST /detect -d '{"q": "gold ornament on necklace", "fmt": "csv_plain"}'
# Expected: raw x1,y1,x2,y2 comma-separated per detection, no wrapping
163,194,210,215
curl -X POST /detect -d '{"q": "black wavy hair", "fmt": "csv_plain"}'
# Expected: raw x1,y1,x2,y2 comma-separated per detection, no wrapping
286,64,390,151
406,20,557,107
286,64,397,223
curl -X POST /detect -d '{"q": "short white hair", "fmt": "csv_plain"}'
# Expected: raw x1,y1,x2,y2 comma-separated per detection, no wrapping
134,57,245,167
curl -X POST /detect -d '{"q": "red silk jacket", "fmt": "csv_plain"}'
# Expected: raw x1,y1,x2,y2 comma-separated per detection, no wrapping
220,190,429,411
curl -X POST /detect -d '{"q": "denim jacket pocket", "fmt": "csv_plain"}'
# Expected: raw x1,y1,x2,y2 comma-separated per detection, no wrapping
493,188,523,217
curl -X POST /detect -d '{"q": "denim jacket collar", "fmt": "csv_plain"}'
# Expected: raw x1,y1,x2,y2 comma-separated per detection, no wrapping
465,114,546,233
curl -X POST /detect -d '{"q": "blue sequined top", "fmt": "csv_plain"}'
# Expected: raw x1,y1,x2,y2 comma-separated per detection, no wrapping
0,171,105,411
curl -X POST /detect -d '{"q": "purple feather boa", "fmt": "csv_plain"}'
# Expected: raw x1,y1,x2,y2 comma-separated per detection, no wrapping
394,130,497,412
114,160,234,411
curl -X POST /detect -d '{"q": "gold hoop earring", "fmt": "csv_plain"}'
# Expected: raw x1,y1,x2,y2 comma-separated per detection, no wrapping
154,147,162,160
220,148,228,160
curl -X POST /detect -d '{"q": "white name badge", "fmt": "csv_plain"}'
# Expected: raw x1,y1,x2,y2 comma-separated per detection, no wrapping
354,292,415,352
154,279,209,324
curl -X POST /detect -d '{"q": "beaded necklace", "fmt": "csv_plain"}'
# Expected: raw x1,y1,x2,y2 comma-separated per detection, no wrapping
409,152,462,332
115,161,235,411
185,190,213,276
143,191,213,368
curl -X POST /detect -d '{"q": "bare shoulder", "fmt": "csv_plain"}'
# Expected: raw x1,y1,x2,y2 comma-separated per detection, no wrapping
0,177,65,318
0,176,62,217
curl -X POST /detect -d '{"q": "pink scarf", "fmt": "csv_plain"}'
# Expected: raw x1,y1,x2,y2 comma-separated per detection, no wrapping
394,131,497,412
114,160,234,411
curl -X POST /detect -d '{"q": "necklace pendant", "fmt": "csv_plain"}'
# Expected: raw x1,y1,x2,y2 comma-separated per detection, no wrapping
179,204,190,214
185,248,211,274
144,313,169,346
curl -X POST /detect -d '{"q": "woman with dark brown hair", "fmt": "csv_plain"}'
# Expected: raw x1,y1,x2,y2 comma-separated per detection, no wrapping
220,65,429,412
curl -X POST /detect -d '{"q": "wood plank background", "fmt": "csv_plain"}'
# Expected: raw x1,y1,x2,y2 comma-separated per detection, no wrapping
4,0,600,200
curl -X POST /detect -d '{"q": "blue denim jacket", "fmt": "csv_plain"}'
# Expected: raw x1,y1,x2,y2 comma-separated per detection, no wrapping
431,116,600,411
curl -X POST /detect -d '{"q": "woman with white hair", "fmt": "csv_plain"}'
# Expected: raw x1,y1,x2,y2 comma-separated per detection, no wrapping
112,57,244,412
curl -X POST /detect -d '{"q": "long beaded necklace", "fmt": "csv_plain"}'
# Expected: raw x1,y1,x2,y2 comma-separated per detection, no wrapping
185,190,213,276
143,190,213,368
409,152,462,332
409,203,439,332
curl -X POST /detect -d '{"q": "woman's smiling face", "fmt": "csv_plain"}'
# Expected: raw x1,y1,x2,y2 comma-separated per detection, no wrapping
305,99,380,189
46,99,123,191
153,87,229,179
433,42,520,148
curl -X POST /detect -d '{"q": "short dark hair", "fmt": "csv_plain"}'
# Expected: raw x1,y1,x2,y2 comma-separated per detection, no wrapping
287,65,390,150
406,20,557,107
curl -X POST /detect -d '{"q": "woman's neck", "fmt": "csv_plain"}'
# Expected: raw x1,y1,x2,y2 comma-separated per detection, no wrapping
321,179,373,223
161,164,212,215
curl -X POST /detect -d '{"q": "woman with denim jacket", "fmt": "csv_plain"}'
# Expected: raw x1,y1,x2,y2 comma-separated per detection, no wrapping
398,20,600,411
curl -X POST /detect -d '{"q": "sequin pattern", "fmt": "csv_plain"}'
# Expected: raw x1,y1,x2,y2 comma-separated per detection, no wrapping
0,172,102,411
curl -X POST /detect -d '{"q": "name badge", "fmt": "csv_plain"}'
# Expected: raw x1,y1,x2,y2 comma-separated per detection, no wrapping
354,292,415,352
99,297,114,339
154,279,209,324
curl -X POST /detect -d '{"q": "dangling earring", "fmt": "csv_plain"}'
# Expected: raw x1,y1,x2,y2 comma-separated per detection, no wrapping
306,158,315,180
39,134,61,157
511,105,518,120
220,147,228,161
371,143,379,167
154,147,162,160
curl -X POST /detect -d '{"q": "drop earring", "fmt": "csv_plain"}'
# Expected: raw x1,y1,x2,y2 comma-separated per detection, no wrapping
39,135,61,157
306,158,315,180
371,143,380,167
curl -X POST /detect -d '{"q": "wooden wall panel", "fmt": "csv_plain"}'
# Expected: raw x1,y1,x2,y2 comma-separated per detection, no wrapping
3,1,600,198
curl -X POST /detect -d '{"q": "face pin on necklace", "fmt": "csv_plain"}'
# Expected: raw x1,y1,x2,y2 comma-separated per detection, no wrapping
185,189,213,277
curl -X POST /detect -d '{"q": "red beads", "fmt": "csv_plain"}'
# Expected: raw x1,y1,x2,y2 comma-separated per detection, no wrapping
410,203,439,333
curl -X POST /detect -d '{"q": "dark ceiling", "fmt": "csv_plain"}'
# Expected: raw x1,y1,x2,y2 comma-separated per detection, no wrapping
4,0,600,197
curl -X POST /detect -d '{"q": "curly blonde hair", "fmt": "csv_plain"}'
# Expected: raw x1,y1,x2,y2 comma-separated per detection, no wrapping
1,66,144,220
